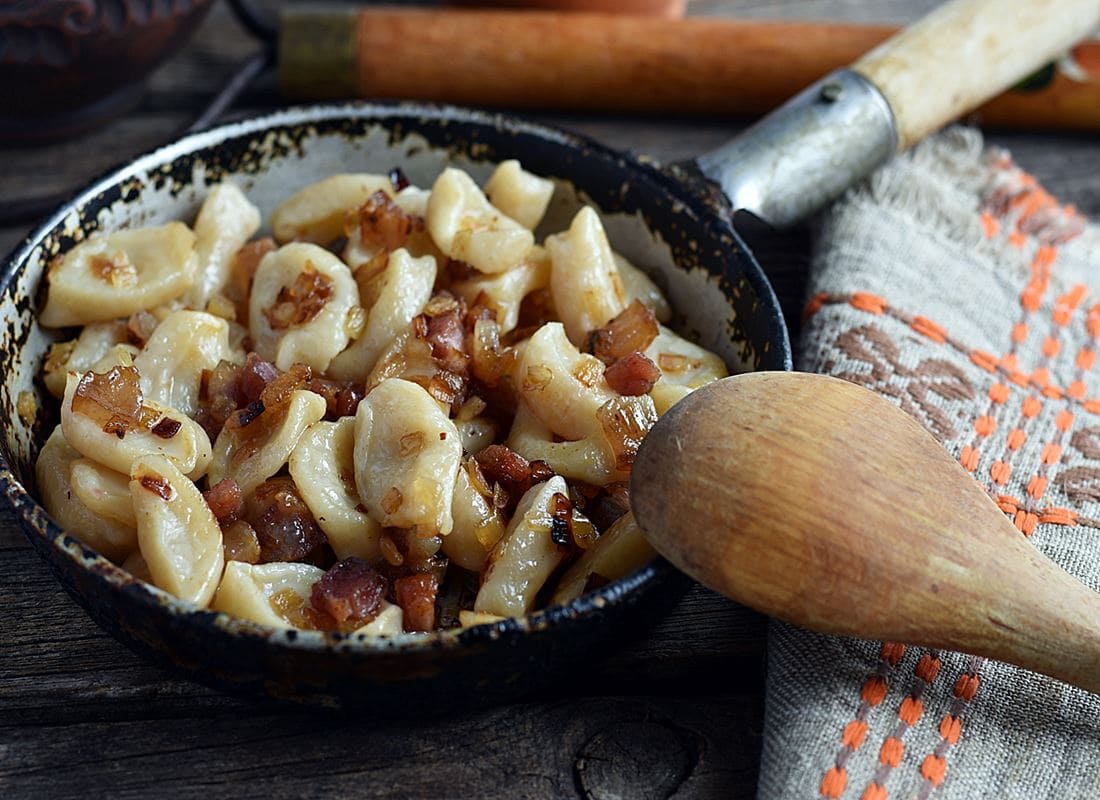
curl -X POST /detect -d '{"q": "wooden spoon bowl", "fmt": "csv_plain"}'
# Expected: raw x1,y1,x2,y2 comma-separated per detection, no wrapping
631,372,1100,694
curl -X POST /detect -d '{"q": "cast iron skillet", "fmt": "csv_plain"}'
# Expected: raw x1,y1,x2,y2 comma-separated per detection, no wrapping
0,103,790,712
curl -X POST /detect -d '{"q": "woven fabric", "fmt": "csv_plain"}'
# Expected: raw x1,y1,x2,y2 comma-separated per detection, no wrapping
757,128,1100,800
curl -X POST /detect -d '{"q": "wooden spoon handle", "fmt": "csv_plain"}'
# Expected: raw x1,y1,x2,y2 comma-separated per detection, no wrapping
277,8,1100,132
852,0,1100,149
632,373,1100,694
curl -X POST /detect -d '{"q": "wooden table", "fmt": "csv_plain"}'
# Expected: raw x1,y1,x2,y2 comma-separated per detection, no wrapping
3,2,1099,797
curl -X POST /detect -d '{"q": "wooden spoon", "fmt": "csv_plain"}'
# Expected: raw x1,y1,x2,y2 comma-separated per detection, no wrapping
630,371,1100,693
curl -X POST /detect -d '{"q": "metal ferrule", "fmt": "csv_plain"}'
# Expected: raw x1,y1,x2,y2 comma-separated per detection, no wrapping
696,69,898,229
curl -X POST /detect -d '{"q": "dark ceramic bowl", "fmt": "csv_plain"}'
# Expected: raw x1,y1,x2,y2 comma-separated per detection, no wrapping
0,1,215,143
0,104,790,712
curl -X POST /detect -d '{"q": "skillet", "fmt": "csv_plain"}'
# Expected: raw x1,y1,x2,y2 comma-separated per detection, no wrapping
0,0,1093,711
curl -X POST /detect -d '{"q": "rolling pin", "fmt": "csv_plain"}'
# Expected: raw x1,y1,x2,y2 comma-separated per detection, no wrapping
278,7,1100,130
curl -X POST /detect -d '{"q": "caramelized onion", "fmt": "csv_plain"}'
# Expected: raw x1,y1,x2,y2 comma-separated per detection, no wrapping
596,396,658,471
345,190,419,253
586,300,659,365
71,365,143,434
222,519,261,564
263,263,334,330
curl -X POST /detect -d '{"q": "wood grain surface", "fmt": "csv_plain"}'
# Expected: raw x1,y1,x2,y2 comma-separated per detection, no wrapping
3,1,1100,798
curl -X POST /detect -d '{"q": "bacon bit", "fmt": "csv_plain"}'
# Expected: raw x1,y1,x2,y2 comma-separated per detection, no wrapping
89,252,137,288
605,352,661,396
310,557,388,624
597,396,658,471
229,237,276,322
264,264,334,330
204,478,244,522
389,167,411,192
346,190,419,253
394,572,439,632
126,309,158,345
151,417,182,439
260,362,311,409
382,487,404,515
306,376,364,420
439,431,447,441
72,365,143,435
239,353,280,402
248,477,328,563
222,519,261,564
400,431,425,457
586,300,659,365
549,492,573,547
138,473,173,501
476,445,554,508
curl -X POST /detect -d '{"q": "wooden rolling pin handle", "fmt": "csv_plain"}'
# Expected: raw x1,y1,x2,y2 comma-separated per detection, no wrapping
278,7,1100,132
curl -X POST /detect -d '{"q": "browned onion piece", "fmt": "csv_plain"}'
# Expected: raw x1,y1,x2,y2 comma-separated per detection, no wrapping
586,300,659,365
229,237,276,322
549,492,573,547
394,572,438,632
71,365,143,433
604,351,661,396
247,477,328,563
345,190,420,253
259,362,311,410
222,519,261,564
263,263,334,330
310,557,387,624
597,395,658,471
203,477,244,522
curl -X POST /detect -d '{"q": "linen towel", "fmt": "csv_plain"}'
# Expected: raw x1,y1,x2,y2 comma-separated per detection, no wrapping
758,128,1100,799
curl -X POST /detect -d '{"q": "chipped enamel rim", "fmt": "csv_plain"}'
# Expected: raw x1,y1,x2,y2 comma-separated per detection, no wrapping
0,102,790,686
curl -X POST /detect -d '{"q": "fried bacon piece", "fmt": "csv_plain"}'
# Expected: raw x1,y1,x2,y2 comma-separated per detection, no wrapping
586,300,660,365
394,572,439,632
310,557,388,624
596,396,658,472
475,444,554,508
346,190,420,254
197,353,280,439
604,351,661,396
247,477,328,563
203,478,243,523
306,376,364,420
126,310,158,346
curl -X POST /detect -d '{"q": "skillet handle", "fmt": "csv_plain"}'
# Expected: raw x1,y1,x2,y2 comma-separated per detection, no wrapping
853,0,1100,151
697,0,1100,227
